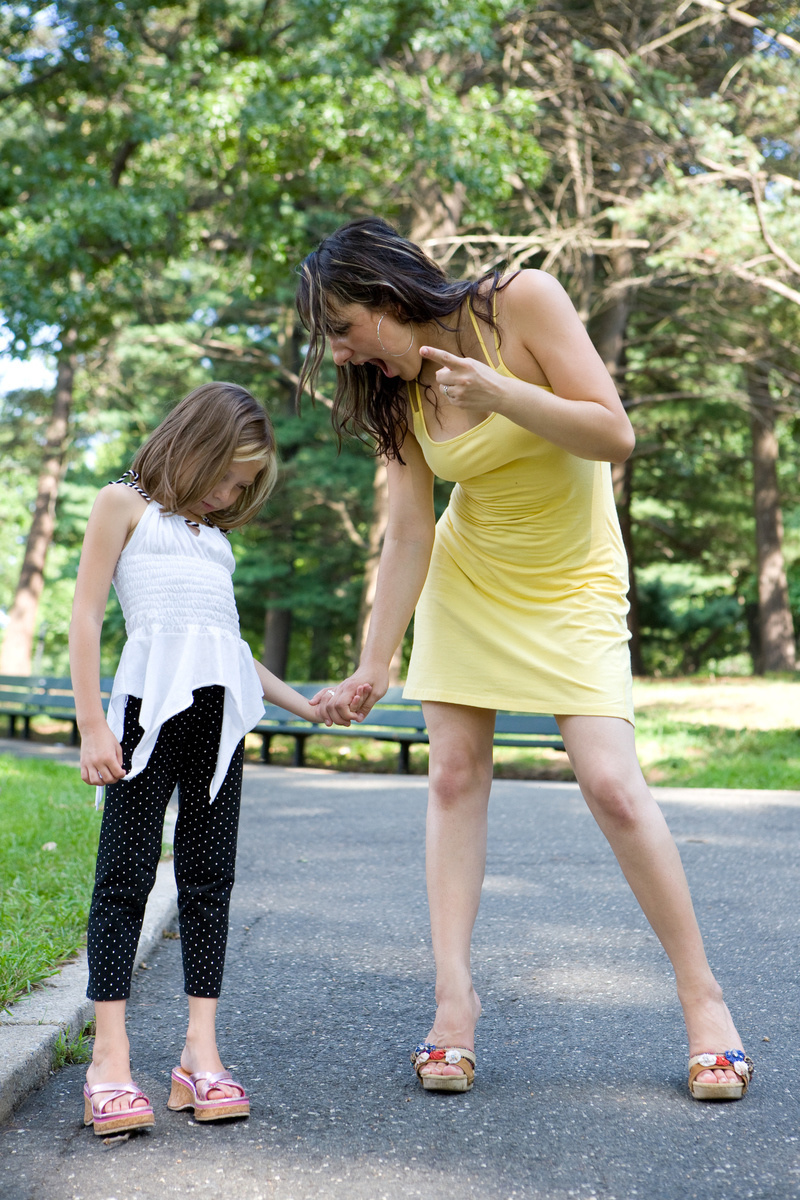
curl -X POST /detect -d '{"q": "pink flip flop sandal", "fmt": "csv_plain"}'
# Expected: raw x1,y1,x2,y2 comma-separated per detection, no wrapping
83,1081,155,1135
167,1066,250,1121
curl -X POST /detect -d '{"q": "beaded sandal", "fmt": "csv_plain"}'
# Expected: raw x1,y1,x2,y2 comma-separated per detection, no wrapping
167,1066,250,1121
688,1049,754,1101
410,1042,476,1093
83,1081,155,1135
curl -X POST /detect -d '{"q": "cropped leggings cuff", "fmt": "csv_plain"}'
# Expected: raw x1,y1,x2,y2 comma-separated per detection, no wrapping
86,685,243,1002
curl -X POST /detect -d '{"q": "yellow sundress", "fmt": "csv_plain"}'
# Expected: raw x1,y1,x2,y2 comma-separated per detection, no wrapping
402,308,634,721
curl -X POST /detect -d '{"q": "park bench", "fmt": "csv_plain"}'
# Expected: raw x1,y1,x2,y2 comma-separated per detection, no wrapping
256,686,565,772
0,675,565,773
0,674,114,744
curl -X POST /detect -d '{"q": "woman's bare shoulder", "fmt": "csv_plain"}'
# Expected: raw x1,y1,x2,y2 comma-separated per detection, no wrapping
500,268,572,311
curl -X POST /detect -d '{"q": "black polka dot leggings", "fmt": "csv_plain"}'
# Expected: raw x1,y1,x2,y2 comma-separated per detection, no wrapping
86,685,243,1002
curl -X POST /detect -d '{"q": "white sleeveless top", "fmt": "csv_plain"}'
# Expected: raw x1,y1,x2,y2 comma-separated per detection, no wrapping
106,498,265,802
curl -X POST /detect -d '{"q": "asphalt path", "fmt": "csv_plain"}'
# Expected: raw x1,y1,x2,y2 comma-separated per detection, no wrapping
2,764,799,1200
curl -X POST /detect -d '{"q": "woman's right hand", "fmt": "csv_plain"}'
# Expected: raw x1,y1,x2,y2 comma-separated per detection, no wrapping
79,721,127,786
310,666,389,726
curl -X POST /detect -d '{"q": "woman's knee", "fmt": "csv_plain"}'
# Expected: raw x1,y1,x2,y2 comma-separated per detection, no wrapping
578,762,651,829
428,745,492,810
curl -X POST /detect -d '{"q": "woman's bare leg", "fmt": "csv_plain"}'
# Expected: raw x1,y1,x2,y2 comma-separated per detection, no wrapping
558,714,744,1087
417,702,495,1080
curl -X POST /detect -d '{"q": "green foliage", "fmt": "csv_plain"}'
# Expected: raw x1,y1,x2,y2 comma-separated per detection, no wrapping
1,0,800,679
52,1020,95,1069
0,755,100,1009
636,567,749,676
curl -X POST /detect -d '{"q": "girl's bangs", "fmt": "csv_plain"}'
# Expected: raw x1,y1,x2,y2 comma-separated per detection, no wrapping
233,441,272,464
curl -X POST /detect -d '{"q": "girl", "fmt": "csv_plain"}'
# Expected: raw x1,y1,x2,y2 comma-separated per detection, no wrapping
70,382,346,1135
297,218,752,1102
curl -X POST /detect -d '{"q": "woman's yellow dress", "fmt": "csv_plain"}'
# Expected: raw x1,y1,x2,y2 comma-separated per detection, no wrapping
403,309,634,722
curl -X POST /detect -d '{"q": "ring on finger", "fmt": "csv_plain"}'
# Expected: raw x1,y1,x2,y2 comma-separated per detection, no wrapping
442,384,452,398
326,689,336,698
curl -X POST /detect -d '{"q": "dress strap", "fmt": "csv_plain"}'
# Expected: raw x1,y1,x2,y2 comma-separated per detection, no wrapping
111,470,151,502
408,379,421,414
467,294,510,374
110,470,219,532
467,299,494,366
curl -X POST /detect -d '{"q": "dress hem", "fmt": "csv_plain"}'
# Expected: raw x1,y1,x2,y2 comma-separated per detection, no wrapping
402,685,634,725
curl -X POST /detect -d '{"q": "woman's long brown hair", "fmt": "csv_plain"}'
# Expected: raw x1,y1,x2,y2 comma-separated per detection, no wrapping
296,217,512,460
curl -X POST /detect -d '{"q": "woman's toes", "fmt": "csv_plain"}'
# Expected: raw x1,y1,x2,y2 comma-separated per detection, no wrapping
696,1067,739,1085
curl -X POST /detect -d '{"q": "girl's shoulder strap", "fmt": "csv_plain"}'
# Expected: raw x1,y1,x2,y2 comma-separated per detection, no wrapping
111,470,151,501
109,471,226,535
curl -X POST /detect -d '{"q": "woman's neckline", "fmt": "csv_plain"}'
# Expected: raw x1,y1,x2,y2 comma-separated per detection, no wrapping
411,386,499,446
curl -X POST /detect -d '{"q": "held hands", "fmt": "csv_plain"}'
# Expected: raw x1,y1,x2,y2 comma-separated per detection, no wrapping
79,720,126,787
310,671,385,727
419,346,503,412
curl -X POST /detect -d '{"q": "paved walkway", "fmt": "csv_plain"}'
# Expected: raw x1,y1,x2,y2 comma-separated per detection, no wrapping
2,751,800,1199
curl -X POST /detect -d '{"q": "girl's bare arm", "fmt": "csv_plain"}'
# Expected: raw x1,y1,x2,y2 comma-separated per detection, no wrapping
69,486,142,786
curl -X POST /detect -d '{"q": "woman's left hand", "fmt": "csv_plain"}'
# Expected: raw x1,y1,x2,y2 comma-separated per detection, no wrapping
419,346,504,412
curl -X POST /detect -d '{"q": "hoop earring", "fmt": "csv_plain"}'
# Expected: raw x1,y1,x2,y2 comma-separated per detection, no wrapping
376,314,415,357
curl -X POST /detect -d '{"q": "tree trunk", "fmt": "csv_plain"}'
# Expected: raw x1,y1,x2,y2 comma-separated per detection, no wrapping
355,460,404,684
747,361,796,673
0,334,76,675
263,606,292,680
591,243,643,671
308,620,331,683
611,458,644,675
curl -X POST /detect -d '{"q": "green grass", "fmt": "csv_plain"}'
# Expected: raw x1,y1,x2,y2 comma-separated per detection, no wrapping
52,1020,95,1069
635,721,800,789
0,755,101,1010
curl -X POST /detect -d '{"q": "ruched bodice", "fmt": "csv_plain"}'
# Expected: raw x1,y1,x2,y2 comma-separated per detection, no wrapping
106,501,265,801
114,506,241,636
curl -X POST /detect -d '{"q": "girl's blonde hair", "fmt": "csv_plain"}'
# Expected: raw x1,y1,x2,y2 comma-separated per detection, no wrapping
132,383,278,529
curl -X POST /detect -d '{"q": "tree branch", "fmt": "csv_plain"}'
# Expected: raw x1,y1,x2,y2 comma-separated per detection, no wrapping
729,264,800,306
308,490,366,549
135,333,334,407
749,173,800,279
689,0,800,57
635,11,720,58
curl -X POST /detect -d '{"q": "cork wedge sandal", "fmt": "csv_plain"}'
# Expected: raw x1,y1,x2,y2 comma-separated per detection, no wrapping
168,1067,250,1121
83,1081,155,1135
688,1050,754,1101
410,1042,476,1093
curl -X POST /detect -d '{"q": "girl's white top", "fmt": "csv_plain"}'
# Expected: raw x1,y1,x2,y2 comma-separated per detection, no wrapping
105,500,264,802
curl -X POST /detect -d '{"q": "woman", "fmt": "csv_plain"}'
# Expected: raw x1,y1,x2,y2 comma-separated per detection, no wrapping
296,216,752,1101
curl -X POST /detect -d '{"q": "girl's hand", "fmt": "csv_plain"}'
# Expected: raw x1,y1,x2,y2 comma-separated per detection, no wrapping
310,678,379,727
79,721,126,787
419,346,505,412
